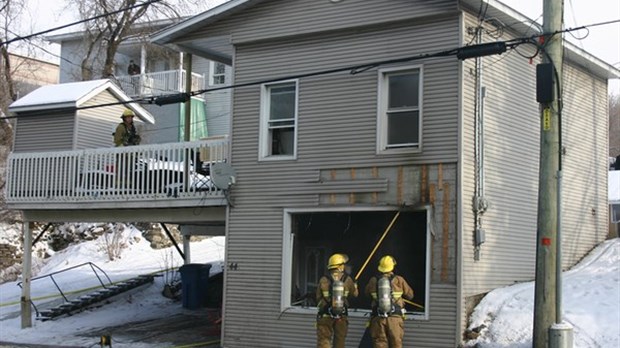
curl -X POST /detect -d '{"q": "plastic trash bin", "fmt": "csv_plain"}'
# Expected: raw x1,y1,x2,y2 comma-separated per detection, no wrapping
179,263,212,309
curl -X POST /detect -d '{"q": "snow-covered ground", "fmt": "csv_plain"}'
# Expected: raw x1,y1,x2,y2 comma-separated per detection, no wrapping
0,222,618,347
0,223,225,347
465,238,619,348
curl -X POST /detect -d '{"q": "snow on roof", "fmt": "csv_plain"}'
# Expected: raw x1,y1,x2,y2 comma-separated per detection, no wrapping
8,79,155,124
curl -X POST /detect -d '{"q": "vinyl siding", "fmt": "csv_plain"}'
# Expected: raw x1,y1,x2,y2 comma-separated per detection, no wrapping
459,10,608,306
76,90,132,149
184,0,457,45
559,63,609,263
233,21,460,165
204,89,231,137
460,13,540,299
13,111,74,153
218,3,462,347
142,103,180,144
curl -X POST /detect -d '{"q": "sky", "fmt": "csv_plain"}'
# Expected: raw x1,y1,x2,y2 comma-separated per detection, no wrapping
14,0,619,89
0,222,618,347
8,0,618,95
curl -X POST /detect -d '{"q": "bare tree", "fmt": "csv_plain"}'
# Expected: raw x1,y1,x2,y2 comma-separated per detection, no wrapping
0,0,25,114
66,0,228,80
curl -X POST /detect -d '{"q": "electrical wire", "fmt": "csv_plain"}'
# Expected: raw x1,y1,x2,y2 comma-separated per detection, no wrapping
1,19,617,122
0,0,163,47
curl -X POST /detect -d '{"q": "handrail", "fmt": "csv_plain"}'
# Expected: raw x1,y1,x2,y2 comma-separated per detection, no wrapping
16,262,113,316
5,138,230,204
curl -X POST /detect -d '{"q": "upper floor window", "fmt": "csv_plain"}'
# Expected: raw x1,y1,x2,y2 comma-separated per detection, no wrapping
377,66,423,153
259,80,298,160
209,61,226,85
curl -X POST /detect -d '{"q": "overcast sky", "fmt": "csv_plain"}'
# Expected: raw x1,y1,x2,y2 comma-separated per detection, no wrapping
14,0,620,93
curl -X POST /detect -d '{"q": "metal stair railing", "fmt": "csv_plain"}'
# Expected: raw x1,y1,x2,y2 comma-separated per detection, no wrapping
17,262,113,317
35,274,155,320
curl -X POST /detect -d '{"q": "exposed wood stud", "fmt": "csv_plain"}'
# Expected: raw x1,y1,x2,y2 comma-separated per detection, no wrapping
372,167,378,204
438,163,443,190
349,168,356,205
421,165,428,203
397,166,403,204
330,170,336,204
441,182,450,282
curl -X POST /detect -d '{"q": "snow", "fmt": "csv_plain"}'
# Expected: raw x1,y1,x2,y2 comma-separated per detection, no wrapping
0,222,225,347
465,238,620,348
0,221,618,347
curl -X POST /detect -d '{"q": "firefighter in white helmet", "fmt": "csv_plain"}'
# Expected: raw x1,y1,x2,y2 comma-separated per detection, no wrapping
316,253,358,348
364,255,414,348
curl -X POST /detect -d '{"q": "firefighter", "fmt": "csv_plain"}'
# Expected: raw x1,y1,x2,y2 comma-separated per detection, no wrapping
316,253,359,348
364,255,414,348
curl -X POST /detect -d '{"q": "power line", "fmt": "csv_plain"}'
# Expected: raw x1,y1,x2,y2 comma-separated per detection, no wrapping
2,18,618,120
0,0,163,47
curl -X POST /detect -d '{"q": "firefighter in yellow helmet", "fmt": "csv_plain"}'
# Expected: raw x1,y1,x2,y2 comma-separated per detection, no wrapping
114,109,141,147
316,253,358,348
364,255,414,348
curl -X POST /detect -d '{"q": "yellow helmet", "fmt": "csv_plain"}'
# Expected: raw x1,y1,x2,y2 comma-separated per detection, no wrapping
327,253,349,269
121,109,135,118
378,255,396,273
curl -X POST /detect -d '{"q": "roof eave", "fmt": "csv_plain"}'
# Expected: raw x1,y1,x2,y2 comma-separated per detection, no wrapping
150,0,261,45
9,102,77,114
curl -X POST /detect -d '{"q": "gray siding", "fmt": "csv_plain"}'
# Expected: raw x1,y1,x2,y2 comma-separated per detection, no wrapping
143,103,180,144
233,20,460,165
216,2,462,347
204,89,231,137
459,9,608,308
76,90,134,149
13,111,74,153
460,13,540,299
559,63,609,264
185,0,458,45
58,38,108,83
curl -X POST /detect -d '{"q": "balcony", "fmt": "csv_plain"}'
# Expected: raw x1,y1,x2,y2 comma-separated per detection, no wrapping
114,69,205,98
5,139,230,210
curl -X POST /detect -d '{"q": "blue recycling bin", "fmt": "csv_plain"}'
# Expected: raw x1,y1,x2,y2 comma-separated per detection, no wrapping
179,263,212,309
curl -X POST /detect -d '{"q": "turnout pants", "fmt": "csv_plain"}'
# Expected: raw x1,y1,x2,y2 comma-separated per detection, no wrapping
369,316,405,348
317,316,349,348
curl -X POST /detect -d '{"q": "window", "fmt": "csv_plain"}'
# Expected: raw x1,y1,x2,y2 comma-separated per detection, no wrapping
259,80,298,160
282,208,431,319
377,66,423,153
209,62,226,85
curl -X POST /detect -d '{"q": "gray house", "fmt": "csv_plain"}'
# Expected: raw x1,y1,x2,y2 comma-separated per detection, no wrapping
47,21,232,143
150,0,618,347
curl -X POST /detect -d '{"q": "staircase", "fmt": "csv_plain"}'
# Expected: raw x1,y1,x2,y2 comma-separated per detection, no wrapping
37,274,155,321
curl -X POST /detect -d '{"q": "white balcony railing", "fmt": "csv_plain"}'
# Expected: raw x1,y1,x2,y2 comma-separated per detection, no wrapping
5,139,229,205
115,70,205,98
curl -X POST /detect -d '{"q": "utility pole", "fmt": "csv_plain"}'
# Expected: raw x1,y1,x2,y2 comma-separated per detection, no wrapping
533,0,563,346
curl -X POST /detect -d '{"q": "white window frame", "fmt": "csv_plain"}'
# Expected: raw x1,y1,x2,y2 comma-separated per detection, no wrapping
259,79,298,161
376,65,423,154
280,206,432,321
209,61,226,86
